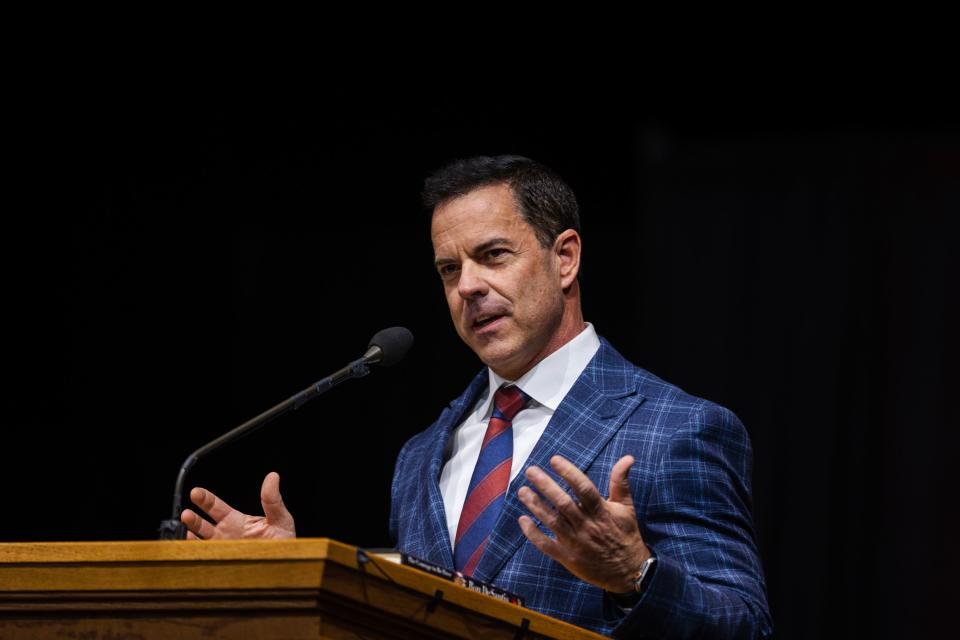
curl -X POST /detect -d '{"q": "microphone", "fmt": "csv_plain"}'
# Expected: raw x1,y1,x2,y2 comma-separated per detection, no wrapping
158,326,413,539
363,326,414,366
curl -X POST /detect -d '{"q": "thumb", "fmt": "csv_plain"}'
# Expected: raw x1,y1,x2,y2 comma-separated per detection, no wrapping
261,471,294,527
609,455,636,505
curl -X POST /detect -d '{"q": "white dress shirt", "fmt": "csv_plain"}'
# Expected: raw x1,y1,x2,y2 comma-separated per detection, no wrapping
438,323,602,547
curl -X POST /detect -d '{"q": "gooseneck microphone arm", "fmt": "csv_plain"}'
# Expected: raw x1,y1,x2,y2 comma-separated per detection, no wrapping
158,327,413,540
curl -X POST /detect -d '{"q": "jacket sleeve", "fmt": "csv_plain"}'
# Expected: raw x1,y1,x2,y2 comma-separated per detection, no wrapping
388,439,410,544
612,405,773,639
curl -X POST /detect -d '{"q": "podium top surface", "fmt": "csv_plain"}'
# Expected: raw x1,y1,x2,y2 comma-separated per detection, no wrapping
0,537,606,640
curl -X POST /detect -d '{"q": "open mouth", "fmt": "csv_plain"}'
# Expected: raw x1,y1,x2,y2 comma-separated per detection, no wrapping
473,314,505,329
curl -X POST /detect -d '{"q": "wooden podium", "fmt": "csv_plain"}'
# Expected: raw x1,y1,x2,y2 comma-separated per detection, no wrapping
0,538,605,639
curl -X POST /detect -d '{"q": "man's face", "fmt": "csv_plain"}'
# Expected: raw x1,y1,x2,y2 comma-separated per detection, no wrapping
431,183,567,379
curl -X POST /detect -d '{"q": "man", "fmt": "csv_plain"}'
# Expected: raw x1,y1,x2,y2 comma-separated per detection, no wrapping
181,156,773,638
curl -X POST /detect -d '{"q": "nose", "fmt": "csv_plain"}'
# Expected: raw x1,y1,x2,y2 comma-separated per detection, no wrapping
457,260,489,300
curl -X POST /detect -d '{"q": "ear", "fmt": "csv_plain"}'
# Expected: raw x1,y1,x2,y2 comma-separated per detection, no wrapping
553,229,581,290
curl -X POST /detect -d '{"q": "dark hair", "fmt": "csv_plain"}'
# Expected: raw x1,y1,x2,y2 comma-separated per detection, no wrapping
422,155,580,248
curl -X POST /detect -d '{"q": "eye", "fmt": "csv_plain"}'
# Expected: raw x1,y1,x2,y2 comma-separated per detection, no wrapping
437,263,460,278
485,248,509,260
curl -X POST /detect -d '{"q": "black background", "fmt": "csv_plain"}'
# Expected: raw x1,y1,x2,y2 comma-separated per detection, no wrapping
5,88,956,638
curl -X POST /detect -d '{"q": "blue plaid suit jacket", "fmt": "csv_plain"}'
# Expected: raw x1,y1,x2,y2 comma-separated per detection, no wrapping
389,338,773,638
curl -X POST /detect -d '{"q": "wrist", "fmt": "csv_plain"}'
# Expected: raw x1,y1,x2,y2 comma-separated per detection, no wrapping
609,548,657,608
616,546,652,593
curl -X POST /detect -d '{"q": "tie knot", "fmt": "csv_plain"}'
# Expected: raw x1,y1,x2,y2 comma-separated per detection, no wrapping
493,385,530,421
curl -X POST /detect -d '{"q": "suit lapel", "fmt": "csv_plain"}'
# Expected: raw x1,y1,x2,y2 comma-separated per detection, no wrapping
471,340,646,583
417,370,489,569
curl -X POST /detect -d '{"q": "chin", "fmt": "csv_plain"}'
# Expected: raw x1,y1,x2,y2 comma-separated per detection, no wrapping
478,349,526,379
462,330,527,376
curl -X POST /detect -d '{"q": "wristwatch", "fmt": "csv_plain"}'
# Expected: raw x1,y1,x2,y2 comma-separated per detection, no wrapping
610,553,657,609
631,554,657,592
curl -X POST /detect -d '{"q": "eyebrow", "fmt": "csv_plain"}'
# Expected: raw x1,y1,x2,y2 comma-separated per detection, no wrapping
433,237,513,268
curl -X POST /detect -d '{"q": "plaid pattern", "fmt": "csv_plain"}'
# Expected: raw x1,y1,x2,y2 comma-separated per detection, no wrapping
390,338,772,638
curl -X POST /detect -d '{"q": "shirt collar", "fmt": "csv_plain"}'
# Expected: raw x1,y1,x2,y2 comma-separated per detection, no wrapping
484,322,601,413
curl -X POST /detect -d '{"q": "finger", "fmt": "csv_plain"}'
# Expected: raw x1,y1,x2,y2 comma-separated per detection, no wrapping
518,515,563,560
517,486,569,535
260,472,295,529
180,508,217,540
524,465,584,526
549,455,604,515
608,455,636,505
186,530,199,540
189,486,237,523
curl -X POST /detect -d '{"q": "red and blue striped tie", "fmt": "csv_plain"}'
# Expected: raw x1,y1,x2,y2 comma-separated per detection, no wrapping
454,384,530,576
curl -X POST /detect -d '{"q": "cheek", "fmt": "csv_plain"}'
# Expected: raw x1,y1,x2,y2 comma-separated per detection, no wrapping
444,289,463,316
515,278,559,322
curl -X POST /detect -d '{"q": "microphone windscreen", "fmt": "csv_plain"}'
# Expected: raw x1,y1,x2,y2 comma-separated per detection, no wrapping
368,326,414,366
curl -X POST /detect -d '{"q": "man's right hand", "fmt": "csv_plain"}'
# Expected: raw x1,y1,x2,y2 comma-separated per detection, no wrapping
180,471,296,540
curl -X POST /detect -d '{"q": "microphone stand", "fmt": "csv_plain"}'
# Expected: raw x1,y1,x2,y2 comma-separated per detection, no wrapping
158,346,382,539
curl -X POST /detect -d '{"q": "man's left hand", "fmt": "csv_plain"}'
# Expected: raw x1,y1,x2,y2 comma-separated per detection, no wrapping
517,454,650,594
